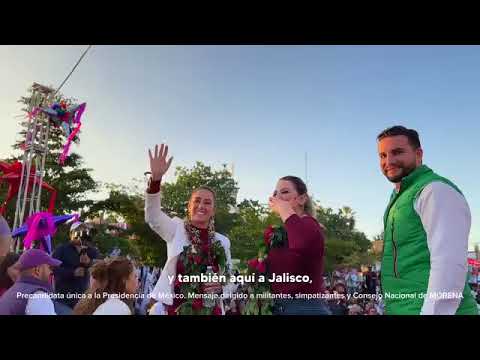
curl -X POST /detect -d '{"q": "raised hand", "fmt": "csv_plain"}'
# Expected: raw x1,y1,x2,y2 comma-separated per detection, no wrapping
269,196,295,222
148,144,174,181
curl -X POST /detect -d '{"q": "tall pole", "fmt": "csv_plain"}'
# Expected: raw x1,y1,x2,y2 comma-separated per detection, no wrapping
12,83,54,253
305,152,308,188
476,244,479,294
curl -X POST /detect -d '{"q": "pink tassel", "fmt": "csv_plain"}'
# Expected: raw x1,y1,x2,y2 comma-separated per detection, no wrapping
58,103,86,165
23,212,56,250
59,123,81,165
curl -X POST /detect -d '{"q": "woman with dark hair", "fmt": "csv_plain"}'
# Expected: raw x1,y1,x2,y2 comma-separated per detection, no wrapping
73,257,138,315
267,176,331,315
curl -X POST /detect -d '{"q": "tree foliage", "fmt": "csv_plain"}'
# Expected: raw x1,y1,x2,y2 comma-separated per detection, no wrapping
0,86,98,248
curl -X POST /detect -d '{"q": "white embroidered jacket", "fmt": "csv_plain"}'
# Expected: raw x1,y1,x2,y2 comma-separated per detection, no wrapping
144,190,234,313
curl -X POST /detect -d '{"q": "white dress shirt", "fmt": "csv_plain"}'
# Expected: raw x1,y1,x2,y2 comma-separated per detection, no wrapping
411,181,471,315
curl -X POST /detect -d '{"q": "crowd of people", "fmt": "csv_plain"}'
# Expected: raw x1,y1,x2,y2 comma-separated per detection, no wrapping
323,267,384,315
0,125,479,315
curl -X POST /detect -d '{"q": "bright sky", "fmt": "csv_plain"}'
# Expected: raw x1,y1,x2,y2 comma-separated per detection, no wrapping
1,45,479,248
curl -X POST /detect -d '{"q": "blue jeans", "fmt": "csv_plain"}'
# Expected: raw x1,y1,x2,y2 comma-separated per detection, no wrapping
273,299,332,315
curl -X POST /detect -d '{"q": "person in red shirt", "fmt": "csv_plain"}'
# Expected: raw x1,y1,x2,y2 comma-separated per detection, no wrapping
267,176,331,315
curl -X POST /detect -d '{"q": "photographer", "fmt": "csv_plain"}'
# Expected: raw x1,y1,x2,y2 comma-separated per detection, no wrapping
52,222,99,309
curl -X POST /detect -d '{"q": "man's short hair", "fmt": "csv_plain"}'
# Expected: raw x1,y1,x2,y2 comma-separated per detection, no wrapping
377,125,421,149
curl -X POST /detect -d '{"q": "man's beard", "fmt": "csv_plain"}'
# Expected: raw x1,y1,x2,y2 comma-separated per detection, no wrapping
385,164,417,183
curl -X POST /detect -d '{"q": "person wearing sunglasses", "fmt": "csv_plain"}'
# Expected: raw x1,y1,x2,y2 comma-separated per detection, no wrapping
52,222,99,309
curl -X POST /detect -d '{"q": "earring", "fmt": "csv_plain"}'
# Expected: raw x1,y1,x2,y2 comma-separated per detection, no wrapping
208,217,215,231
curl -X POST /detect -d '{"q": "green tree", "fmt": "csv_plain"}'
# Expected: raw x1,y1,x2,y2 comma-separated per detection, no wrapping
228,199,281,261
86,182,166,266
19,87,97,213
323,237,359,273
0,86,98,247
87,162,240,266
227,198,373,268
371,231,384,261
160,162,239,234
316,202,373,272
92,223,139,260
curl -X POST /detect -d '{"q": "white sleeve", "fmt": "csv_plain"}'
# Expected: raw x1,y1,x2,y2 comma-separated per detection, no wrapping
216,236,235,299
415,182,471,315
145,191,177,242
148,301,166,315
93,299,132,315
224,238,233,272
25,291,57,315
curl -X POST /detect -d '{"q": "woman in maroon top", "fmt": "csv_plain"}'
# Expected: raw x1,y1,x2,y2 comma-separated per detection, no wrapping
267,176,331,315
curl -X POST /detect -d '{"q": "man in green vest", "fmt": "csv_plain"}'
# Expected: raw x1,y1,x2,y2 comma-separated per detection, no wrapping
377,125,478,315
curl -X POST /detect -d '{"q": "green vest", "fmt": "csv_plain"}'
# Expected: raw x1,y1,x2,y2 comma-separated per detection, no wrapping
381,165,478,315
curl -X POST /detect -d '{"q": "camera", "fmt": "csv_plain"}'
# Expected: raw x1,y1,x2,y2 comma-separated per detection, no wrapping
72,227,96,244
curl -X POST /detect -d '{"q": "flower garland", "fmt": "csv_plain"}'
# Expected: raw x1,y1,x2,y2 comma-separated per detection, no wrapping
240,225,288,315
173,218,228,315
